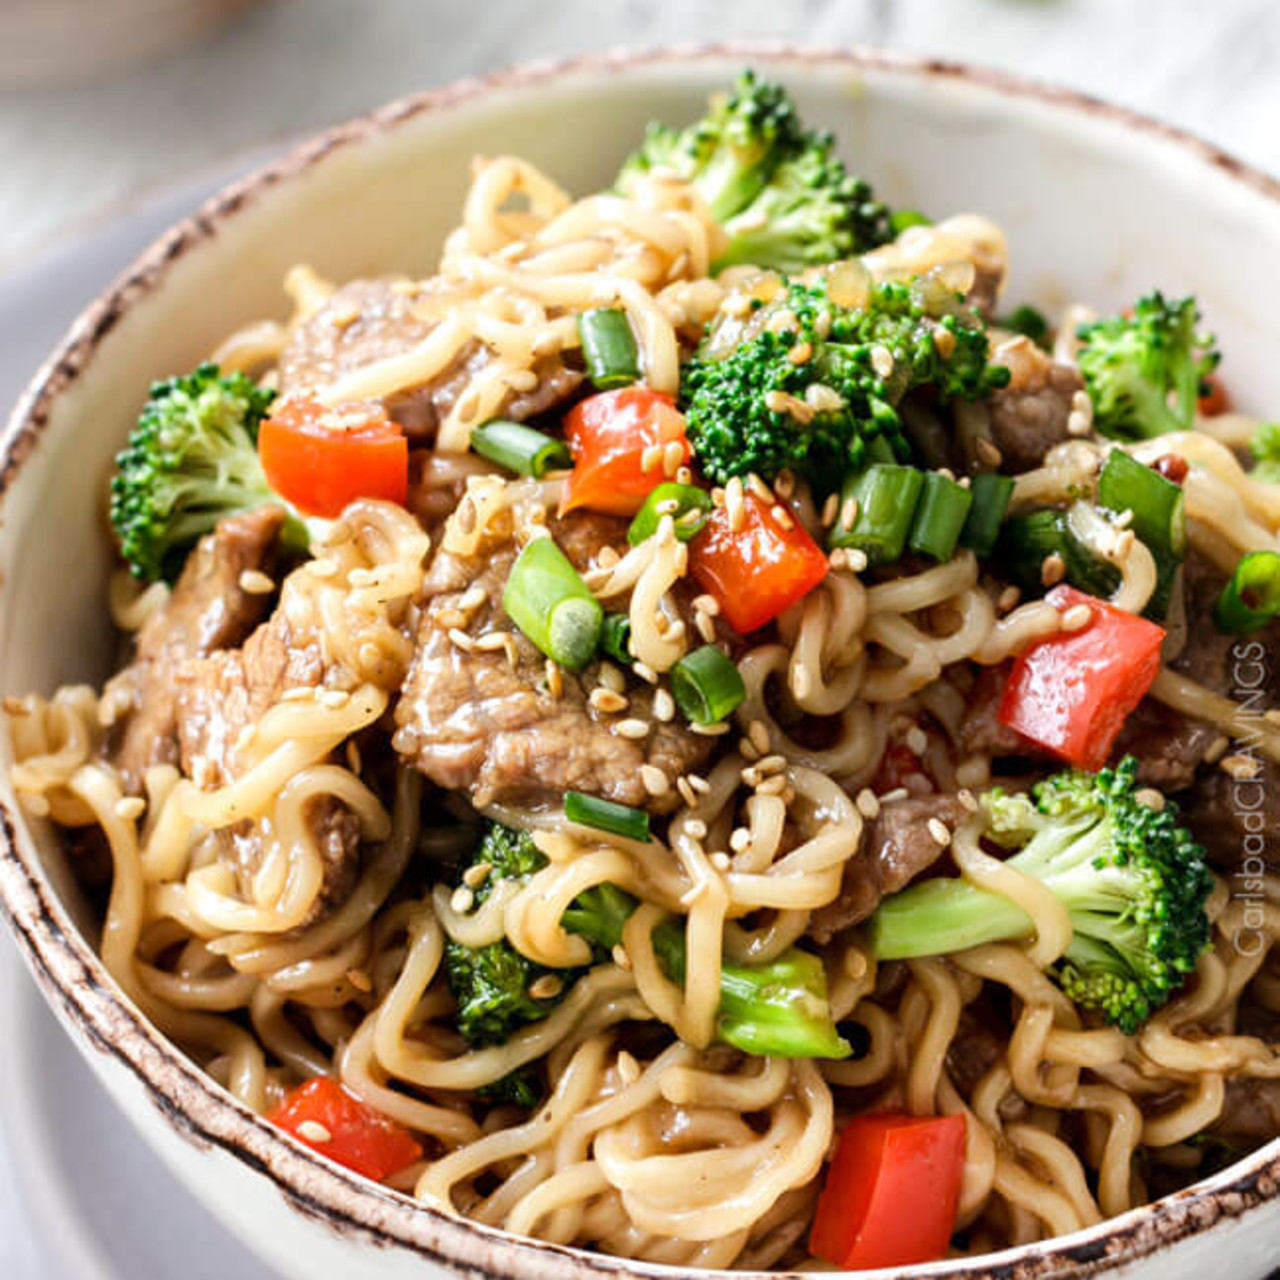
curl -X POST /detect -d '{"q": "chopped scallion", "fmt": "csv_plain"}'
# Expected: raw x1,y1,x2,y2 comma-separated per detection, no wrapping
1213,551,1280,634
1096,448,1185,618
908,472,974,562
470,420,571,478
998,506,1121,601
827,464,924,566
671,645,746,725
889,209,931,235
578,308,640,390
564,791,651,842
958,472,1015,557
628,482,713,546
503,537,603,672
601,612,634,665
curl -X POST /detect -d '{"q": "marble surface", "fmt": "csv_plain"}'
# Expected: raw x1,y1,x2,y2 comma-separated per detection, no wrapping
2,0,1280,274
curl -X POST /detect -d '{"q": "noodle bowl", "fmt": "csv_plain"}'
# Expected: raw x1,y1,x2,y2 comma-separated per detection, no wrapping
2,50,1280,1280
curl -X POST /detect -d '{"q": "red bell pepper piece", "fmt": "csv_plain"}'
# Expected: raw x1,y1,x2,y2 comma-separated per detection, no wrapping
267,1077,422,1182
562,388,691,516
689,491,829,634
259,396,408,518
810,1112,966,1269
998,585,1165,772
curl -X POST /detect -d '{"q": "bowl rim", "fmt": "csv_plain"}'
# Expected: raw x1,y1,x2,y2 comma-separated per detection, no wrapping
1,39,1278,1280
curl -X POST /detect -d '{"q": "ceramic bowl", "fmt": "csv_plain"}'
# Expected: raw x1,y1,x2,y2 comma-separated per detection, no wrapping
1,43,1278,1280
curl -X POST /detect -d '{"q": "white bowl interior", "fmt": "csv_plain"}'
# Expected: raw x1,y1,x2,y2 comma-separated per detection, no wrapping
3,48,1280,1277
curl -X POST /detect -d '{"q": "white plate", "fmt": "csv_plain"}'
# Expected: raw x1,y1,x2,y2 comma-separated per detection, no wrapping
0,156,285,1280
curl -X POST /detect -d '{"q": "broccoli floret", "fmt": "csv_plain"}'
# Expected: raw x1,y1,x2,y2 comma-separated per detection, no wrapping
1249,421,1280,485
1076,292,1221,441
617,71,893,273
109,362,305,582
443,821,850,1058
999,303,1050,348
869,758,1214,1034
682,277,1009,489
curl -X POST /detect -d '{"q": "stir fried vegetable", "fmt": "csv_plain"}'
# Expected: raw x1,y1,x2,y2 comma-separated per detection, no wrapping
503,536,603,671
998,586,1165,770
870,758,1214,1033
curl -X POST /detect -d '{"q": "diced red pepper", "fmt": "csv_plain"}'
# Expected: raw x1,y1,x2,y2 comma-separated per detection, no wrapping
267,1077,422,1182
873,743,927,793
562,388,691,516
810,1112,966,1270
1198,374,1229,417
259,396,408,518
998,585,1166,771
689,491,828,634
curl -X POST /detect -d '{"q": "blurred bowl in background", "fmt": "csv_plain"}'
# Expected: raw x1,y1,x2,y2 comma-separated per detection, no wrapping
0,0,259,88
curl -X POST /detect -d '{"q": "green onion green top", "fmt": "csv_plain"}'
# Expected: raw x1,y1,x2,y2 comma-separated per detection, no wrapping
503,536,603,672
578,308,640,391
671,645,746,725
564,792,651,843
628,483,713,545
471,420,571,478
1214,551,1280,634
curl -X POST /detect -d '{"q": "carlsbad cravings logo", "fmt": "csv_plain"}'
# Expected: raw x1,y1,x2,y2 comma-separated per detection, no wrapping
1230,639,1270,957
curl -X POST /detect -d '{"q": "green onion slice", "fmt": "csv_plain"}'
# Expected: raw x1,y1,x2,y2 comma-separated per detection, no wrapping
601,612,634,665
578,308,640,390
503,536,603,672
827,464,924,566
565,791,651,842
1097,449,1186,558
1213,551,1280,634
958,472,1015,557
471,420,571,478
908,472,974,562
628,483,713,546
670,645,746,725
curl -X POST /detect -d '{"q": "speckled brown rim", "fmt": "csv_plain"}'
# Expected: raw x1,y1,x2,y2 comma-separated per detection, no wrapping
1,41,1278,1280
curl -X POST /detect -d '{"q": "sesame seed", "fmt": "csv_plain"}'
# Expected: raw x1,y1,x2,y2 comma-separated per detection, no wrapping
640,443,663,474
788,341,813,365
905,726,928,756
346,968,373,993
597,545,621,570
663,441,685,476
612,944,632,970
821,492,840,529
1221,753,1261,780
726,477,746,534
855,788,880,820
238,569,275,595
730,827,752,853
590,687,629,714
958,789,979,813
676,776,698,808
927,818,952,848
774,469,796,500
1205,735,1230,764
463,861,492,888
640,765,670,796
653,688,676,722
655,497,680,516
687,772,711,794
475,631,511,652
755,774,788,796
847,548,869,573
114,796,146,821
675,465,694,486
749,720,771,755
615,718,650,740
320,689,351,709
710,851,731,872
1060,604,1093,632
448,628,476,653
597,662,626,694
1134,788,1166,812
545,658,563,700
870,345,894,379
770,504,795,531
997,585,1021,613
528,974,563,1000
840,496,859,530
633,661,658,684
878,787,910,805
756,753,787,777
805,383,845,413
1041,554,1067,588
686,818,708,839
976,438,1003,468
691,721,731,736
450,886,475,914
458,585,488,612
1067,410,1092,437
616,1050,642,1085
297,1121,332,1144
694,610,717,643
746,473,774,504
